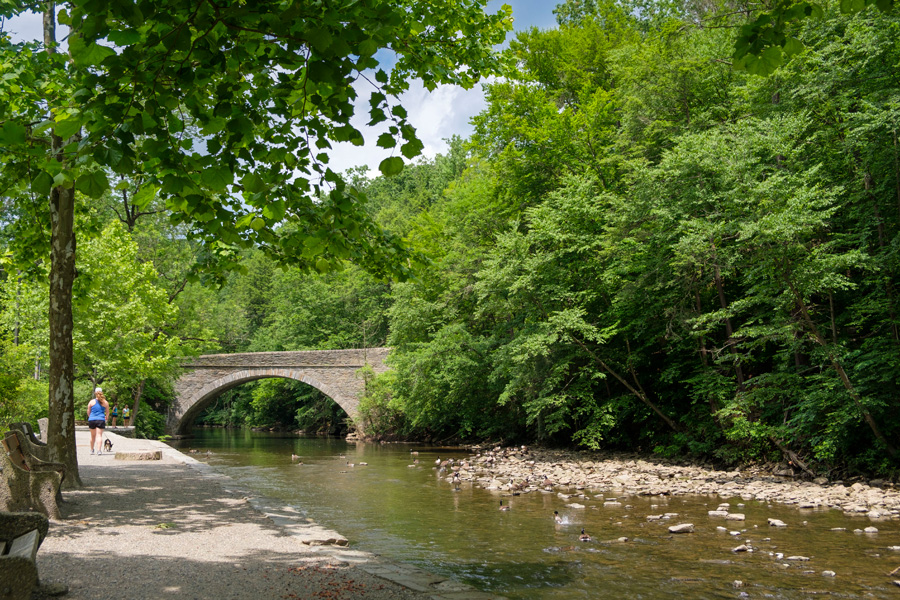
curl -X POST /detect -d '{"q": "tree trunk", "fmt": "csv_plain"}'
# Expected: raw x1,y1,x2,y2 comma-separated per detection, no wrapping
784,274,898,459
570,336,682,433
131,379,145,432
45,1,82,488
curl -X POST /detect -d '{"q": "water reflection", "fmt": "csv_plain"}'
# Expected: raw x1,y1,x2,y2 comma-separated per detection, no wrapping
173,430,900,599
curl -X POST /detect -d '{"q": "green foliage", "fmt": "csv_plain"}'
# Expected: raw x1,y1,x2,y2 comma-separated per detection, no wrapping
135,401,166,440
0,335,44,427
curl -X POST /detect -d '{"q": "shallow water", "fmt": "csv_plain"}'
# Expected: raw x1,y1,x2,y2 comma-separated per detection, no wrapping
172,430,900,599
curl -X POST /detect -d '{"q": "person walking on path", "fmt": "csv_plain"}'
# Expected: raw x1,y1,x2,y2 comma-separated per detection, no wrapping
87,387,110,454
111,402,119,427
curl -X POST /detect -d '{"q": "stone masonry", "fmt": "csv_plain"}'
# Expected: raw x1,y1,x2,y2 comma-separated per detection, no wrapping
168,348,390,435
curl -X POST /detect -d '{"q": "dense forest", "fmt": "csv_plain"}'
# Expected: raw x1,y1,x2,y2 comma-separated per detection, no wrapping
2,0,899,477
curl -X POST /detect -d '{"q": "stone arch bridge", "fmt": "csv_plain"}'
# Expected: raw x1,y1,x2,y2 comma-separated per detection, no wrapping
167,348,390,436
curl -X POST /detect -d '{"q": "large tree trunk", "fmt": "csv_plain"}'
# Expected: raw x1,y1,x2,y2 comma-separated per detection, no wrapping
45,1,82,488
48,184,81,487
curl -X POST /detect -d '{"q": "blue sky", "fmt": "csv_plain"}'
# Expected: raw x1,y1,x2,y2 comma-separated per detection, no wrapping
2,2,559,175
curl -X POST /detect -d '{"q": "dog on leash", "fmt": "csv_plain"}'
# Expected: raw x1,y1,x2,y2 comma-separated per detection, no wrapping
103,438,113,452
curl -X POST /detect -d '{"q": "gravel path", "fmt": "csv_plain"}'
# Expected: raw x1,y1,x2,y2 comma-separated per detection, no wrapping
34,430,500,600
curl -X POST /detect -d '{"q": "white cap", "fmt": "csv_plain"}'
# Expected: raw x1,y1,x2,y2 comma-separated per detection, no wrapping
95,387,102,393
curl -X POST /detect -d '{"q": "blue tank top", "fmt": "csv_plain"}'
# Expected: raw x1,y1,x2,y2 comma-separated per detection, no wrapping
88,400,106,421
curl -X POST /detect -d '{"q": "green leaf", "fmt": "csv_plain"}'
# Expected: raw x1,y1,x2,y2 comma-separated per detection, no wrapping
76,170,110,199
201,166,233,192
107,29,142,45
262,200,285,221
31,171,53,195
379,156,404,176
133,184,159,209
74,42,116,67
0,121,26,146
241,172,265,194
306,28,333,53
783,37,804,57
376,133,396,149
401,138,424,159
54,117,81,140
235,214,255,229
358,38,378,57
744,46,783,76
250,217,266,231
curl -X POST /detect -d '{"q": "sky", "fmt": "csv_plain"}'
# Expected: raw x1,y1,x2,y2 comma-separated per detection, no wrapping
1,1,559,176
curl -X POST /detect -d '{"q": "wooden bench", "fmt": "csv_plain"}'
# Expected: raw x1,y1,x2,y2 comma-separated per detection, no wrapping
0,511,49,600
0,432,64,520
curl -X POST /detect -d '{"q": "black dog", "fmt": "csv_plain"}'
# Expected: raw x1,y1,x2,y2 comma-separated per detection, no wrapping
103,438,113,452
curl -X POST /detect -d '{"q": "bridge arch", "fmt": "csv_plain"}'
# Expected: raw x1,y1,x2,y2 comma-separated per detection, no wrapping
167,348,390,436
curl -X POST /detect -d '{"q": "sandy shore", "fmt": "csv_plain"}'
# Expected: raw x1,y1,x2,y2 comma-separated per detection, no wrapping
34,430,500,600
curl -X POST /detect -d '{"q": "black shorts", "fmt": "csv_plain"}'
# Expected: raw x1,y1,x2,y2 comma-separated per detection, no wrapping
88,420,106,429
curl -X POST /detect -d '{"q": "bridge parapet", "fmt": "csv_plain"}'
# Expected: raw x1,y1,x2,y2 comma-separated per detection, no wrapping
185,348,390,369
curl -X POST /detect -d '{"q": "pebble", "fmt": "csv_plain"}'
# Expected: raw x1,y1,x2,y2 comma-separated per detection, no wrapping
668,523,694,534
822,571,836,577
864,527,879,533
732,545,749,552
726,513,746,521
786,556,810,561
768,518,787,527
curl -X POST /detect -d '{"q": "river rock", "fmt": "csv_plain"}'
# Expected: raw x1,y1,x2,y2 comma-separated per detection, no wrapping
732,544,749,552
864,526,878,533
787,556,810,561
726,513,746,521
669,523,694,534
768,518,787,527
822,571,836,577
708,510,729,517
568,503,585,509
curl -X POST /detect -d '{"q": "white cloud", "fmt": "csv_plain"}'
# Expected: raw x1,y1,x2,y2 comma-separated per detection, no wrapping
326,79,489,178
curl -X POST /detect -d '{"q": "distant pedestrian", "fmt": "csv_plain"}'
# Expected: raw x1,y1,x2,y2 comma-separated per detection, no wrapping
87,387,110,454
123,406,131,427
111,403,119,427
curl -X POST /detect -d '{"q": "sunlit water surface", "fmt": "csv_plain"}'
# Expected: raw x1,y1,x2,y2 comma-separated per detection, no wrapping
171,430,900,599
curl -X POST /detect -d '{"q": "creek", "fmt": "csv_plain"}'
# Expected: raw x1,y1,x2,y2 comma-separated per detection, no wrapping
171,429,900,599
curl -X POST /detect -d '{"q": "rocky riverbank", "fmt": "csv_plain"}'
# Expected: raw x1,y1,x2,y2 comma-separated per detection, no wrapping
442,446,900,520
